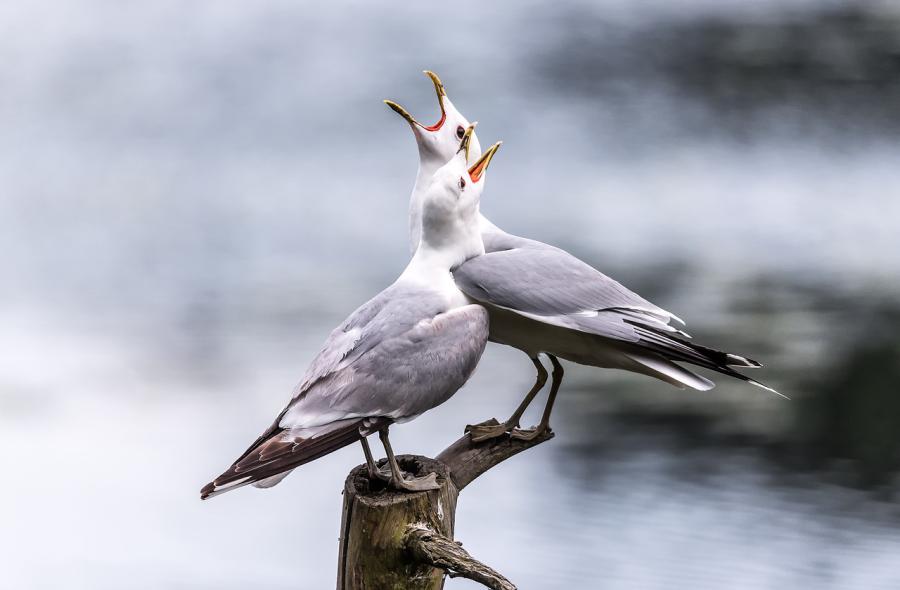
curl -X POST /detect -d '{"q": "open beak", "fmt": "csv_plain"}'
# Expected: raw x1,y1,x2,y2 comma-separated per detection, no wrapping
456,123,477,161
383,99,418,127
468,141,501,183
383,70,448,131
423,70,446,101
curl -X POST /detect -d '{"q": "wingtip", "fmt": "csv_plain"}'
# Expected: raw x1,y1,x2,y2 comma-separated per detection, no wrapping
726,353,763,368
200,476,241,500
749,379,789,400
669,312,687,326
200,481,216,501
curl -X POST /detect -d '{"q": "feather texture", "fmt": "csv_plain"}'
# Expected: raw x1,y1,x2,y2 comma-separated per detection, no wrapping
456,227,779,395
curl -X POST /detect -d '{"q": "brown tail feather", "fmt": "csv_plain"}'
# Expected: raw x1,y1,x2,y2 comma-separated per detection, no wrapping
201,419,372,500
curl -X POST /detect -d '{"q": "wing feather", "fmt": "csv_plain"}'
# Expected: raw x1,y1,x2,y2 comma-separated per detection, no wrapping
454,244,682,327
457,236,777,394
200,293,490,499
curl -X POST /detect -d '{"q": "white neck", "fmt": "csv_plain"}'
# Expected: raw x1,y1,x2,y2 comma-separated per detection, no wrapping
408,159,444,254
409,171,507,257
397,245,470,304
477,212,502,235
410,218,483,268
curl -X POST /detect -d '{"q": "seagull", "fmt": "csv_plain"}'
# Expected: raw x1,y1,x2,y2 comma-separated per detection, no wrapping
201,131,502,499
385,72,781,442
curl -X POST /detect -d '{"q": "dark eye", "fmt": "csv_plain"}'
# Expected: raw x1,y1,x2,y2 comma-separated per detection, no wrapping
458,176,466,190
456,126,465,139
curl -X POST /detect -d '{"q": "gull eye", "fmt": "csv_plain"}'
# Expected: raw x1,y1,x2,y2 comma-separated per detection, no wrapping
456,126,465,139
458,176,466,190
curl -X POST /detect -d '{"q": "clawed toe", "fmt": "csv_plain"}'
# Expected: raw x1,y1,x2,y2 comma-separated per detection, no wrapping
367,466,392,483
391,471,441,492
466,420,514,442
510,425,551,441
465,417,499,431
465,417,553,442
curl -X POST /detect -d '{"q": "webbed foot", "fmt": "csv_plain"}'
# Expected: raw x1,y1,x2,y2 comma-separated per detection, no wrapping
509,425,552,441
465,418,516,442
391,471,441,492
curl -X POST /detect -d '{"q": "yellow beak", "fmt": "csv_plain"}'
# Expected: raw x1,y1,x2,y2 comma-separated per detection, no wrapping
383,99,418,127
383,70,448,130
456,123,477,161
468,141,502,183
423,70,446,99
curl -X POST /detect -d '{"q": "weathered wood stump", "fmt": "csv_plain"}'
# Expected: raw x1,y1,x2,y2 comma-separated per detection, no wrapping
337,457,457,589
336,424,553,590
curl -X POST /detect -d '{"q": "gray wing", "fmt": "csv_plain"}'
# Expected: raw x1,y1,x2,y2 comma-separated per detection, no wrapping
201,292,489,499
294,282,445,393
282,303,489,428
454,238,769,391
454,241,685,334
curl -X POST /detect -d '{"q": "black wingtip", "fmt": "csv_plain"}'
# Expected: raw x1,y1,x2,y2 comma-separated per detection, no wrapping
725,353,763,368
200,481,216,501
747,378,790,400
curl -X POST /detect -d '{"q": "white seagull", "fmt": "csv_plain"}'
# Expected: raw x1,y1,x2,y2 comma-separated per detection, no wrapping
201,131,502,498
385,72,781,442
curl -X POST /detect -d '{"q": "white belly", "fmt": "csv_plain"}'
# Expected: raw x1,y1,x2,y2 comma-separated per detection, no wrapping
485,304,626,368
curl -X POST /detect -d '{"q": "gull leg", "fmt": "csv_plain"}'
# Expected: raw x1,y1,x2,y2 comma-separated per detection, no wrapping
466,356,548,442
360,436,389,482
379,428,441,492
512,355,563,441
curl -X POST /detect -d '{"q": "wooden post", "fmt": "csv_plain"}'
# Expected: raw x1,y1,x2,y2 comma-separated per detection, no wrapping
336,422,553,590
336,456,457,589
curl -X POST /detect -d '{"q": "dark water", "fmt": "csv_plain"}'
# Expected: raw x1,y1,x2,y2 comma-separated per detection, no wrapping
1,1,899,588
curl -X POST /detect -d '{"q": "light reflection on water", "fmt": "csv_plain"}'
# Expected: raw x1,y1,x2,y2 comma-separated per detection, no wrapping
2,0,900,587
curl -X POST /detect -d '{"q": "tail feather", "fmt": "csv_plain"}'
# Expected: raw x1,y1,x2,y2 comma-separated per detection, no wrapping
621,322,781,397
627,321,762,370
509,305,779,396
253,471,292,489
624,351,716,391
200,418,368,500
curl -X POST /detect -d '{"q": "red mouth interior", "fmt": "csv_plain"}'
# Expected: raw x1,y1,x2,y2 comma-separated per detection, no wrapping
469,160,487,183
422,109,446,132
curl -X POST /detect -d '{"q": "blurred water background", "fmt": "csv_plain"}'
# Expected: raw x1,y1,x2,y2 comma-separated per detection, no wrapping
2,0,899,588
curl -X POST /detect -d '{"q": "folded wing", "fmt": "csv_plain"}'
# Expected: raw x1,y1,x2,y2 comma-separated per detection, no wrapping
201,292,490,499
455,243,685,333
454,244,779,395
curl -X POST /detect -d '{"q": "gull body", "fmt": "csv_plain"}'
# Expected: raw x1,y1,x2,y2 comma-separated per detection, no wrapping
201,137,500,498
386,73,777,440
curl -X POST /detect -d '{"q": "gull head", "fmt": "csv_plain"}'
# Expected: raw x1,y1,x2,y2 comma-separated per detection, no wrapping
418,127,501,262
384,70,483,170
